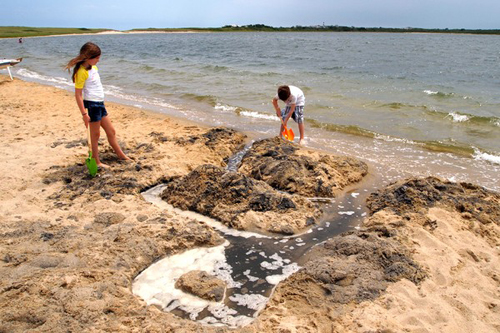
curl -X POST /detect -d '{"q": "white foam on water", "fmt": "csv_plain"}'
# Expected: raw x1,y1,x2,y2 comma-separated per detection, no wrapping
229,294,268,311
423,90,439,95
17,68,185,114
132,241,242,323
17,68,72,87
214,103,238,113
240,110,279,121
447,112,469,123
339,211,355,216
260,253,287,270
374,133,417,145
473,149,500,165
103,84,183,111
266,263,301,285
243,270,259,282
351,192,360,198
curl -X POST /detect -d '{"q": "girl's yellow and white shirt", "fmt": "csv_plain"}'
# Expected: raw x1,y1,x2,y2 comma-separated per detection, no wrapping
75,65,104,102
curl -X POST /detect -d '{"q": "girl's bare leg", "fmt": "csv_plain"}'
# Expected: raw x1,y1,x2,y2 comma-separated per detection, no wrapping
89,121,109,167
100,116,130,160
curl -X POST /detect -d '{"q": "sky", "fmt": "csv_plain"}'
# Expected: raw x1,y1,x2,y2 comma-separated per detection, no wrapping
3,0,499,30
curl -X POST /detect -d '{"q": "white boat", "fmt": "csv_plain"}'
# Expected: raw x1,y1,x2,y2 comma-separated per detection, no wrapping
0,58,23,80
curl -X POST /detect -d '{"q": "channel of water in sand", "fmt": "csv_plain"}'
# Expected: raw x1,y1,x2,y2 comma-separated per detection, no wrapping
133,143,377,327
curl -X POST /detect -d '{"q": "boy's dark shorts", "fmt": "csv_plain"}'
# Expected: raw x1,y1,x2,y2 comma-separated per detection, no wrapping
84,100,108,122
281,105,304,124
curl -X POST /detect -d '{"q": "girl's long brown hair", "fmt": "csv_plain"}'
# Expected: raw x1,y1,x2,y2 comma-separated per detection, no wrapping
65,42,101,83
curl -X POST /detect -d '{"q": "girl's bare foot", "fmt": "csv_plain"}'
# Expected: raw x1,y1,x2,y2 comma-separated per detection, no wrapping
119,156,134,163
97,162,111,169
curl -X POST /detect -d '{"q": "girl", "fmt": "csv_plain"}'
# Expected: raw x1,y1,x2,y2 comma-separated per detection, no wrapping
65,42,130,168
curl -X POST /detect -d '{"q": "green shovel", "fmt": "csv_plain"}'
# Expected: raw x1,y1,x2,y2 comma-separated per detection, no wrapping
86,125,98,177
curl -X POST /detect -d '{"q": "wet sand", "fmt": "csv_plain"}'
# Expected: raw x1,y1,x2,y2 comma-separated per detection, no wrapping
1,75,499,332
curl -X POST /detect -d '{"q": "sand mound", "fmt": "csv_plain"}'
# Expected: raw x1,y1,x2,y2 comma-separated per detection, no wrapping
238,137,368,197
161,164,321,235
254,177,500,332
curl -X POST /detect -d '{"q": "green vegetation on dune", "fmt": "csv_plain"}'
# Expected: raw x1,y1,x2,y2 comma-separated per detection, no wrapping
2,25,499,38
131,24,500,35
0,26,110,38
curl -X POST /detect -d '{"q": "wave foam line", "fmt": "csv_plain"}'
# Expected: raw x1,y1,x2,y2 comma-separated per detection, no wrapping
240,110,279,121
17,68,72,87
473,149,500,165
16,69,183,112
446,111,470,123
423,89,455,97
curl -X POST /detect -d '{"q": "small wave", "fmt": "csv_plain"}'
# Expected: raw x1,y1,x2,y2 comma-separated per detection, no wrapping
423,90,455,98
308,118,485,158
380,102,408,110
202,64,229,72
214,103,238,113
420,140,475,157
138,64,156,72
257,71,279,77
320,66,345,71
374,134,416,145
103,84,182,110
307,119,376,138
446,112,470,123
214,103,249,115
181,93,218,106
473,149,500,165
17,68,183,112
16,69,72,87
428,109,500,128
240,111,278,121
377,102,430,111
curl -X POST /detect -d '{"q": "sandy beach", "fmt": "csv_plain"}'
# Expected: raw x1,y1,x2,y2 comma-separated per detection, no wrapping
1,75,499,332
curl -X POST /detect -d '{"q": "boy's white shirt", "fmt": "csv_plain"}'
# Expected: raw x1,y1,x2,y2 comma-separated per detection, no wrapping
275,85,305,106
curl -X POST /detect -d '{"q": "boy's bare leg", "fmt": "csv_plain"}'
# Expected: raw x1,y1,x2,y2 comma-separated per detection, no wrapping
100,116,130,161
89,121,109,168
298,123,305,144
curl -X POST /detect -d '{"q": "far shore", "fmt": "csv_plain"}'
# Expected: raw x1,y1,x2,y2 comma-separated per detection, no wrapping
3,29,210,39
2,25,500,39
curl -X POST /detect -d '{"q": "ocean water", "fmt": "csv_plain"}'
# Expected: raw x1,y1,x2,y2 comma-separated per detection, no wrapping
1,32,499,191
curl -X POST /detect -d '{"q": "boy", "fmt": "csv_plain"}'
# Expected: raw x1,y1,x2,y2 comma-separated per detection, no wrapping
272,85,305,144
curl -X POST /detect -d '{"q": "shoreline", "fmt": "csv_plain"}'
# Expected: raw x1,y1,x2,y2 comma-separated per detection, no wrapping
3,28,499,40
4,29,210,39
1,76,499,332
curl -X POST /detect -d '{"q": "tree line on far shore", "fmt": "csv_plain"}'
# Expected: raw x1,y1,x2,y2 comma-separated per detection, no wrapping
2,25,499,38
134,24,500,35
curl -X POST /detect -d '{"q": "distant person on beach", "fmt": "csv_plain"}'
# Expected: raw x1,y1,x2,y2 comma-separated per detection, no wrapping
272,85,305,144
65,42,130,168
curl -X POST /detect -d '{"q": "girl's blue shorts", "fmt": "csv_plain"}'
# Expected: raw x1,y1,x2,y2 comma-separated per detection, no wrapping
84,100,108,122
